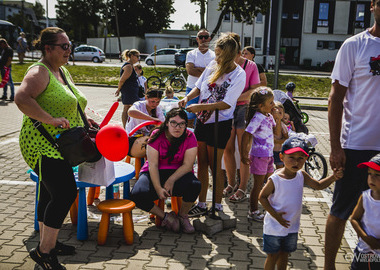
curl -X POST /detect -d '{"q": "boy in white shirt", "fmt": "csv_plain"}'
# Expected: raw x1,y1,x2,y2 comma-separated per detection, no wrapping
259,137,343,270
350,154,380,269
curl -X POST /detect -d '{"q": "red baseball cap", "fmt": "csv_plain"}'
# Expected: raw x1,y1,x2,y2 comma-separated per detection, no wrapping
281,137,310,157
357,154,380,171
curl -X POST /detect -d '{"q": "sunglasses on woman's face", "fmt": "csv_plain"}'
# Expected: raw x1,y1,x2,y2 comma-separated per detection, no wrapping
198,35,210,40
49,43,72,51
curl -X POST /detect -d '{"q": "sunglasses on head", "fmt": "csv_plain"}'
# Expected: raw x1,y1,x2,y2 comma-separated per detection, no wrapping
198,35,210,40
48,43,72,51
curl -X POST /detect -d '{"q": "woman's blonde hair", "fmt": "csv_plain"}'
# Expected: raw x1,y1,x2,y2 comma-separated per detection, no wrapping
122,49,139,61
209,33,238,84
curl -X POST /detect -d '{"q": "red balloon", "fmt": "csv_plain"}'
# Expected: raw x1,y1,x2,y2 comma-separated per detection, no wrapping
128,120,161,137
96,124,129,161
99,102,119,128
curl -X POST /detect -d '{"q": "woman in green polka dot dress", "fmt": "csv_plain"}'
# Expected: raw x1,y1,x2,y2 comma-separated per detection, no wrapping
15,27,97,270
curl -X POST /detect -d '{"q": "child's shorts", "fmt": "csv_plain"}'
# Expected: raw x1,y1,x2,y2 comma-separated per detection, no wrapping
273,151,284,166
250,156,274,175
263,233,298,254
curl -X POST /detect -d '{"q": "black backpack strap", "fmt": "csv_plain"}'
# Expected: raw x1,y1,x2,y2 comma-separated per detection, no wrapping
243,59,248,70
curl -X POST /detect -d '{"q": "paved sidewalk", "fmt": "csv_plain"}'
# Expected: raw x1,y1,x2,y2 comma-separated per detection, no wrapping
0,86,354,269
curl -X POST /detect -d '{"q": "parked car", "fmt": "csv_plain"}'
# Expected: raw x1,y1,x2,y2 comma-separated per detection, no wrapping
72,45,105,63
174,48,194,67
145,48,178,65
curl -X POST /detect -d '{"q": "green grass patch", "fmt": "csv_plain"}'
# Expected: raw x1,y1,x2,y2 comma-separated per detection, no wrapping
11,62,331,98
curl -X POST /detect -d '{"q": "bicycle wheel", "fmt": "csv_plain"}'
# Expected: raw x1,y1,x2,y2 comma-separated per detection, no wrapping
147,76,162,88
170,78,186,92
301,112,309,124
305,152,328,181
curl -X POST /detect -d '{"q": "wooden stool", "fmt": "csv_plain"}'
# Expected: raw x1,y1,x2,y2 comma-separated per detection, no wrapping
154,197,182,227
125,156,144,180
97,199,135,245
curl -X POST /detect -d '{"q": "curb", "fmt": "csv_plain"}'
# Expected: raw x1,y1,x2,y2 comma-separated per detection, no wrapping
300,105,328,111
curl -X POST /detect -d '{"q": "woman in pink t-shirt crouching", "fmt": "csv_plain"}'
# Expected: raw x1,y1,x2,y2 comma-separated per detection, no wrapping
130,108,201,233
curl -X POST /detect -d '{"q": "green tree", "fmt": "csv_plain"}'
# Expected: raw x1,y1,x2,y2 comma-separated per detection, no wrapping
190,0,206,29
32,1,45,20
109,0,175,37
182,23,200,31
56,0,106,42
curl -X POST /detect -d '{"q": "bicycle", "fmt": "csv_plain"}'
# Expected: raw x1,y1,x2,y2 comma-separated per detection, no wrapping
295,101,309,124
147,67,187,93
304,147,328,180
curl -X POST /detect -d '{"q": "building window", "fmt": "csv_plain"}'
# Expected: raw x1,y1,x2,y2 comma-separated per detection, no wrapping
224,12,231,22
256,13,263,23
317,40,343,50
244,37,251,47
254,37,262,51
355,3,365,28
282,13,288,19
318,2,329,27
293,13,299,20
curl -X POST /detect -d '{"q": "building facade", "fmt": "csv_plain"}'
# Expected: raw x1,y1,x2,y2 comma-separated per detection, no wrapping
206,0,374,68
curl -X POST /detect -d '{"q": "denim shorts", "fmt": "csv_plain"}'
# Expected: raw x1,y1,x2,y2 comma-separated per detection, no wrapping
330,149,379,220
263,233,298,254
250,156,274,175
233,104,247,129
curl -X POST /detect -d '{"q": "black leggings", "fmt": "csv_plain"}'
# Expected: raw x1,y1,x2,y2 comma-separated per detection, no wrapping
34,156,77,229
130,169,201,212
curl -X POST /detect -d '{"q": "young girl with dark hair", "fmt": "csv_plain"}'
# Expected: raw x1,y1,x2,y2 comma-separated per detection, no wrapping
130,108,201,233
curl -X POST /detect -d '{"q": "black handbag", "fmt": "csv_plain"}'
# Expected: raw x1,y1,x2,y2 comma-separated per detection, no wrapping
30,68,102,167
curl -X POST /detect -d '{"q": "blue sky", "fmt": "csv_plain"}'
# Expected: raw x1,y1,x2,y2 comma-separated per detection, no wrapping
34,0,201,30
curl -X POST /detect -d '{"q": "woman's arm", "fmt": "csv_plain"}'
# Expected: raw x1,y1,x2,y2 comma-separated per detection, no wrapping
178,87,200,108
163,147,197,195
350,195,380,250
115,64,133,96
259,73,267,86
237,83,260,102
128,106,161,122
146,145,169,200
15,66,71,128
186,101,230,113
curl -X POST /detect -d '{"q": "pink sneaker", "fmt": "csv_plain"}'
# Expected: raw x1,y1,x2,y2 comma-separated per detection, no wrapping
179,214,195,234
161,211,180,233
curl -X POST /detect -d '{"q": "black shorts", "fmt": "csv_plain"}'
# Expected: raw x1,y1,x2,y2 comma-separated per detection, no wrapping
194,119,232,149
330,149,379,220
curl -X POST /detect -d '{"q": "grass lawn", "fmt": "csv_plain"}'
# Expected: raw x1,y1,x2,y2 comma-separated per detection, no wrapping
11,62,331,98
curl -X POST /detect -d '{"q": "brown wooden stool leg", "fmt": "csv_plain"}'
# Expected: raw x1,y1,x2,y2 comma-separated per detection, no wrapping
122,211,134,244
97,212,110,245
69,191,79,225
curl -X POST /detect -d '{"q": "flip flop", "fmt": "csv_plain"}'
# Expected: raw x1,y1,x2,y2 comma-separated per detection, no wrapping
229,189,247,203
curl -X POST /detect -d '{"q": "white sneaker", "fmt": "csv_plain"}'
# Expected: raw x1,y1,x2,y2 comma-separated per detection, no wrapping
247,210,264,222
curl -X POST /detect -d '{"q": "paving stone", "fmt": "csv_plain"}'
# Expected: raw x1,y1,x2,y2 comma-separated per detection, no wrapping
145,255,169,268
